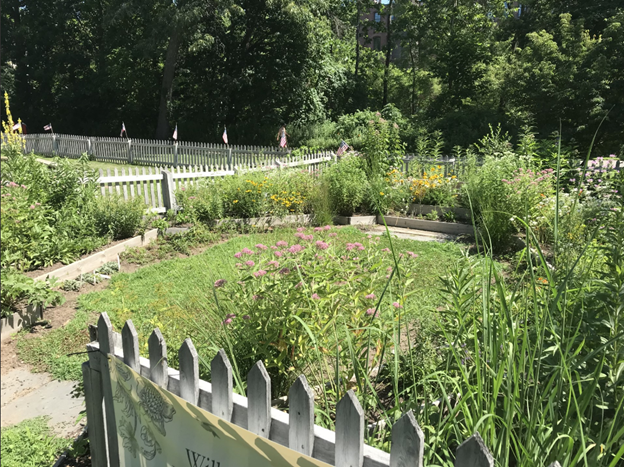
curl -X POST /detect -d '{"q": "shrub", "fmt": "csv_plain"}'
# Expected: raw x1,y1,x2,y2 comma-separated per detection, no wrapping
92,195,146,240
324,156,369,216
176,180,224,224
360,112,405,178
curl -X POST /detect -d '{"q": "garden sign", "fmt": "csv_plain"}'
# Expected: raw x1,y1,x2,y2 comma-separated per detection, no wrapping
107,355,331,467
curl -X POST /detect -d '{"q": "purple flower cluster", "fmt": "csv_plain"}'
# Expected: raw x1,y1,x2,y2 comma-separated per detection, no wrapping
315,241,329,250
214,279,226,288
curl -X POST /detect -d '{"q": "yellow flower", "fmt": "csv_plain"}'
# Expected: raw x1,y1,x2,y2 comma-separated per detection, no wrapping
380,192,385,196
233,200,238,203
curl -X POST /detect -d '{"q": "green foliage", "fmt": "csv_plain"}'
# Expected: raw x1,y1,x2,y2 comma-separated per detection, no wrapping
324,156,369,216
360,111,405,178
1,152,105,271
1,417,70,467
0,269,64,318
176,170,315,223
92,195,146,240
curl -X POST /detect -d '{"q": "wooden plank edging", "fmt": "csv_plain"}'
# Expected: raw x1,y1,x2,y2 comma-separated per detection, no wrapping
32,229,158,283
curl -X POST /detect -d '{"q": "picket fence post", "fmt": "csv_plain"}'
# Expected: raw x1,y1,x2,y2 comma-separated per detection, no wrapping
161,170,177,213
127,139,133,164
83,316,562,467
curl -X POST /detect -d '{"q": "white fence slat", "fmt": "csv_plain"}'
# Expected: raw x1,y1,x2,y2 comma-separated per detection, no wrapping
142,167,149,205
114,168,120,196
336,390,365,467
288,374,314,456
390,410,424,467
81,362,107,467
121,168,128,200
148,328,168,388
211,349,233,422
454,433,494,467
179,338,199,405
106,169,113,195
247,361,271,438
121,320,140,373
97,312,120,467
149,167,157,208
99,169,105,196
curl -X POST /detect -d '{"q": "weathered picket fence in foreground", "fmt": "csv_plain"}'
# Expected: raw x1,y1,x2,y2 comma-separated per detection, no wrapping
83,313,562,467
96,152,334,213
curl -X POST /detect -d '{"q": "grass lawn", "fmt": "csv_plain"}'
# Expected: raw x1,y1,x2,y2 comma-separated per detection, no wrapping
34,153,160,172
17,227,464,393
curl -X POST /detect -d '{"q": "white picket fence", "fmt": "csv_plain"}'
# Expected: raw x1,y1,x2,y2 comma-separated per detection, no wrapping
23,133,293,168
97,152,334,213
84,313,563,467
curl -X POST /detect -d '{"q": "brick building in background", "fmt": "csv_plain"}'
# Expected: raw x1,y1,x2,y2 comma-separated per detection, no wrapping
359,0,402,61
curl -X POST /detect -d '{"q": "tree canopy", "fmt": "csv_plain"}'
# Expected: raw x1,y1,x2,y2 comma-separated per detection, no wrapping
2,0,622,154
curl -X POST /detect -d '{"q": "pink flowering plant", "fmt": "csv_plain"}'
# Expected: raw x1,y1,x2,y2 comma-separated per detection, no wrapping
210,227,417,396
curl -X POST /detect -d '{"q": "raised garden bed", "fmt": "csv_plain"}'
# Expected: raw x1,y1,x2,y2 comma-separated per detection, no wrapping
378,215,475,235
407,204,472,222
213,214,313,228
334,215,377,225
33,229,159,283
1,304,43,342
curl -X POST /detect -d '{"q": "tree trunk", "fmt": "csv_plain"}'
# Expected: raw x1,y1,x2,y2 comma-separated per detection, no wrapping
382,0,393,107
155,28,181,139
355,1,361,79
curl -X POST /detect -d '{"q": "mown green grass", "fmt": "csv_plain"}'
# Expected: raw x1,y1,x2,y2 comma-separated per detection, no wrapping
34,153,159,172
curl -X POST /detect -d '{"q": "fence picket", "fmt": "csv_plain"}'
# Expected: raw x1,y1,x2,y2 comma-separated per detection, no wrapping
81,362,107,467
454,433,494,467
336,390,364,467
390,410,424,467
142,167,149,205
97,313,120,467
211,349,233,422
149,167,157,208
179,338,199,405
121,320,140,373
148,328,168,388
288,375,314,456
247,361,271,438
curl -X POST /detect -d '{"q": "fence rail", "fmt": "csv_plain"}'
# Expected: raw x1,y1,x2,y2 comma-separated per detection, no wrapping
84,313,557,467
23,133,293,169
96,152,334,212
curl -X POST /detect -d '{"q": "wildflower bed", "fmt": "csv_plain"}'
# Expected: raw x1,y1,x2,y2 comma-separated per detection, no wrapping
76,226,462,397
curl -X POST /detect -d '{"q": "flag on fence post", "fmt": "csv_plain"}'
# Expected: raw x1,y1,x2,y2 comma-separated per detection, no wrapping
222,126,228,144
44,123,53,132
173,124,178,141
11,122,21,131
120,122,127,137
278,126,287,148
336,140,349,156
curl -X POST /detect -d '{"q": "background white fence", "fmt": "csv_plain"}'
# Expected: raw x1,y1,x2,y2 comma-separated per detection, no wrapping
24,133,292,168
84,313,560,467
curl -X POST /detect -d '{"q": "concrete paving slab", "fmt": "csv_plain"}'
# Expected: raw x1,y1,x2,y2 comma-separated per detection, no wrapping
1,368,85,437
368,225,458,242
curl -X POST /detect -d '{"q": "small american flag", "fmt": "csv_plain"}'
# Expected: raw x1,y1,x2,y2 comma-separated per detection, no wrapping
12,123,20,131
279,128,287,148
120,122,126,137
336,140,349,156
44,123,52,131
222,127,228,144
173,124,178,141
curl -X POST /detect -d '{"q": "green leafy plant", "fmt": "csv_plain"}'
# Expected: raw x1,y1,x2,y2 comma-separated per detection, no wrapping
92,195,146,240
1,417,70,467
0,269,64,318
324,155,369,216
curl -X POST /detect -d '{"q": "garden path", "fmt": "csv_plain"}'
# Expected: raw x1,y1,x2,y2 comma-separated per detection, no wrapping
1,367,85,438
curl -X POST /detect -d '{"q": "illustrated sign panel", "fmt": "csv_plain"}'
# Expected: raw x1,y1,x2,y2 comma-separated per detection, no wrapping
107,355,332,467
